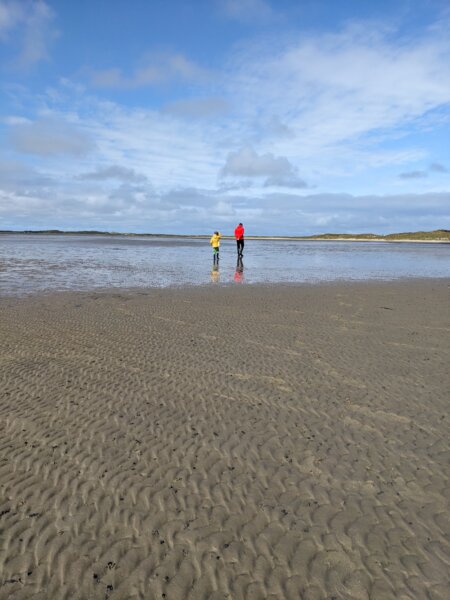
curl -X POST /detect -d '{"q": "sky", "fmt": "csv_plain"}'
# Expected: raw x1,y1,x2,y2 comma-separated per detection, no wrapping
1,0,450,235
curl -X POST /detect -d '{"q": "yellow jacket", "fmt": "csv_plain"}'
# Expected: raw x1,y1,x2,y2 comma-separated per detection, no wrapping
210,233,221,248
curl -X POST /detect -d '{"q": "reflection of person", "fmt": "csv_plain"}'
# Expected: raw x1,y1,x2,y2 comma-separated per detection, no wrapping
234,223,244,257
234,257,244,283
211,263,220,283
210,231,221,263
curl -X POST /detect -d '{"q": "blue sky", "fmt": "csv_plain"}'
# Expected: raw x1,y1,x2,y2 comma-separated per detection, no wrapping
1,0,449,235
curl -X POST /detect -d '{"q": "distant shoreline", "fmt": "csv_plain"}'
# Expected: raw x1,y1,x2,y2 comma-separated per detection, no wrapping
1,229,449,243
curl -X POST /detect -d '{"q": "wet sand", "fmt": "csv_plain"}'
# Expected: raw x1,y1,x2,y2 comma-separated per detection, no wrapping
0,280,449,599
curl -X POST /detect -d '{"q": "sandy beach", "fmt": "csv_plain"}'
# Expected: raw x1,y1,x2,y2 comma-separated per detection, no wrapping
0,280,449,599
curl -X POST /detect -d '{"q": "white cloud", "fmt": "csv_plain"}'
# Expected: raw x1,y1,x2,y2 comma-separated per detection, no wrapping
74,21,450,201
0,158,52,189
3,90,225,189
8,118,94,156
226,23,450,159
264,174,307,188
222,146,295,178
71,102,223,188
263,116,295,139
221,146,307,187
89,52,209,88
2,180,449,234
0,0,56,68
76,165,148,183
3,14,450,233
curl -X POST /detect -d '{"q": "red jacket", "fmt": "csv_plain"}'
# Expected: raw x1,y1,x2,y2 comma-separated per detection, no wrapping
234,225,244,240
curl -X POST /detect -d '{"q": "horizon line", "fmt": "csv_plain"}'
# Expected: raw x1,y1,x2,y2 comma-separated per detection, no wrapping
1,228,449,239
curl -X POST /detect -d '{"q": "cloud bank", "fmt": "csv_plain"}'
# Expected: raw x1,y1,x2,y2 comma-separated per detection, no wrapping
1,5,450,234
222,146,295,178
9,119,94,157
76,166,148,183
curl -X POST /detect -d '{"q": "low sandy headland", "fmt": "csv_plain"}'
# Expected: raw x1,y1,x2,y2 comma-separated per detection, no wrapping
1,281,449,599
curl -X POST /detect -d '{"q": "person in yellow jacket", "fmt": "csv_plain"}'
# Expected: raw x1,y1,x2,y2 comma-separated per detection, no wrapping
210,231,221,263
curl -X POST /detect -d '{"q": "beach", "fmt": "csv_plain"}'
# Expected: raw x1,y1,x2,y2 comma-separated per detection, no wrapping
0,280,449,599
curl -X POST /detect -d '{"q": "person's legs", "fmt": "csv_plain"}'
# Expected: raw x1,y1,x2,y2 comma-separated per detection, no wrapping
237,239,244,256
236,240,240,255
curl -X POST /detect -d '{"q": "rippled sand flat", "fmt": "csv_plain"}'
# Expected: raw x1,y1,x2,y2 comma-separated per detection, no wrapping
0,281,449,599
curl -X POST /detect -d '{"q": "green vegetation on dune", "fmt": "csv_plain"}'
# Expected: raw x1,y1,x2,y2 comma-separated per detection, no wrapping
303,230,450,241
384,230,450,240
0,229,449,241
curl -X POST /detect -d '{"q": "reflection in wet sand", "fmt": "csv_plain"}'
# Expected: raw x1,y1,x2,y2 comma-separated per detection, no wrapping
234,257,244,283
210,262,220,283
1,234,449,296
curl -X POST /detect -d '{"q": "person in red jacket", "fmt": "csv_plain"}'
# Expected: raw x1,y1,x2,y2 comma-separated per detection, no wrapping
234,222,245,257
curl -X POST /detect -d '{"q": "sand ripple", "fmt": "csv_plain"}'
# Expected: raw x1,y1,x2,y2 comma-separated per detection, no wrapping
0,282,449,599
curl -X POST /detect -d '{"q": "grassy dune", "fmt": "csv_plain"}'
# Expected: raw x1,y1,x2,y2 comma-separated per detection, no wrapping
1,229,449,241
300,229,450,241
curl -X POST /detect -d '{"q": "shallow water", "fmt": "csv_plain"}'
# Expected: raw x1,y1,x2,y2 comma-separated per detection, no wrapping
0,234,448,296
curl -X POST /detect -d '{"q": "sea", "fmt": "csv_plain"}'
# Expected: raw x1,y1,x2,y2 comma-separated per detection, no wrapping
0,234,448,296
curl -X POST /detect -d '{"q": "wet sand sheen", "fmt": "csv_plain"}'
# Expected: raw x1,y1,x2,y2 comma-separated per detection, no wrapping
2,234,450,295
0,281,449,599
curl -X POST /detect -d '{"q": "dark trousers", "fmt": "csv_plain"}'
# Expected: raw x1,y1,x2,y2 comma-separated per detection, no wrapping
236,239,244,255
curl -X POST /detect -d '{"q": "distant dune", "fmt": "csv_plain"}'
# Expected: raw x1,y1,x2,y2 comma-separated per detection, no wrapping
301,229,450,242
1,229,449,242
